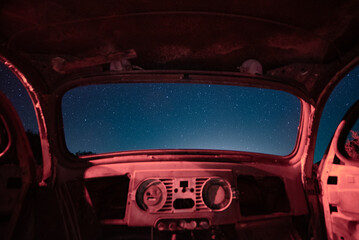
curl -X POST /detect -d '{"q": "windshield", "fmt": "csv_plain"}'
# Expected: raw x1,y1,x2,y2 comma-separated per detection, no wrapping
62,83,300,156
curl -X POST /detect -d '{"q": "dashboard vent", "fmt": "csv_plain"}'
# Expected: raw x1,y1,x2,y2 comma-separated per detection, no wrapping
158,178,174,212
195,178,209,211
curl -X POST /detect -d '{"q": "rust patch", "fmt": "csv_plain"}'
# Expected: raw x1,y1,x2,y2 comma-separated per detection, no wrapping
266,33,328,59
199,41,244,57
156,45,192,63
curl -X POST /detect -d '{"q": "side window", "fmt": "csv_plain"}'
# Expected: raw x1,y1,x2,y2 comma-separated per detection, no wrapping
345,119,359,160
314,66,359,163
0,62,42,163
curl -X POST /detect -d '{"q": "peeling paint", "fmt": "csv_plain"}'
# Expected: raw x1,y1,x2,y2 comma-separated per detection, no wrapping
267,33,329,58
200,42,244,57
156,45,192,63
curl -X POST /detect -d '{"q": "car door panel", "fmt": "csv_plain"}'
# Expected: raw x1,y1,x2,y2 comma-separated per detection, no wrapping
318,100,359,240
0,92,36,240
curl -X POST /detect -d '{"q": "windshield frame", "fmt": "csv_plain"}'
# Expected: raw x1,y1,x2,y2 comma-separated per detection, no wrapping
53,70,309,165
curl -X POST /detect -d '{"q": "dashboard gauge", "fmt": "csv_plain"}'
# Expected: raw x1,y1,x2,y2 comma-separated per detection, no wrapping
202,178,231,210
136,179,167,213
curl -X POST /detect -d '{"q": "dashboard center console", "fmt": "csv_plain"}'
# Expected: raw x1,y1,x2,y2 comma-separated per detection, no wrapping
127,169,238,230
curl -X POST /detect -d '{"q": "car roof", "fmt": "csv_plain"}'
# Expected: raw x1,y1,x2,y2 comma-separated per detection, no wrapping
0,0,358,101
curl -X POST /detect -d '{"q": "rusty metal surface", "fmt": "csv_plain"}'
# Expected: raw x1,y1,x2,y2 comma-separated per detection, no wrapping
0,0,358,100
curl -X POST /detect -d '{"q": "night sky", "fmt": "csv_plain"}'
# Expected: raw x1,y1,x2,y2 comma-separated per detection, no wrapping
0,65,38,132
0,63,358,161
62,83,300,155
314,66,359,162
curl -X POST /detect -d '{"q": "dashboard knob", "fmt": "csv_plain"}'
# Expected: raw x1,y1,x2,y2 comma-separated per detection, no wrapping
157,222,166,231
199,220,210,229
168,222,177,231
188,220,197,230
178,220,197,230
179,220,186,229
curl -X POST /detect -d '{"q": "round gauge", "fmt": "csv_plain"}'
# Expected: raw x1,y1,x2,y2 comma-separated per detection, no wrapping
202,178,231,210
136,179,167,213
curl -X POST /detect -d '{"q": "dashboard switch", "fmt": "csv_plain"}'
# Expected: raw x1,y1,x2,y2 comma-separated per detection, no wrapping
199,220,210,229
168,222,177,231
157,222,166,231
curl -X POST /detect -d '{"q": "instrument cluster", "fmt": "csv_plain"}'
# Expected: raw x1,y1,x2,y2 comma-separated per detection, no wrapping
127,169,239,229
136,177,232,213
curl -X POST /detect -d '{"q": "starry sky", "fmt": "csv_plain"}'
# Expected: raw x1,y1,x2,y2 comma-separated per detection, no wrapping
0,63,358,161
62,83,300,155
314,66,359,162
0,65,38,132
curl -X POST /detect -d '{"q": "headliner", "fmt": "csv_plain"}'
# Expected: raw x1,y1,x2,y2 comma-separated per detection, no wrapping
0,0,358,101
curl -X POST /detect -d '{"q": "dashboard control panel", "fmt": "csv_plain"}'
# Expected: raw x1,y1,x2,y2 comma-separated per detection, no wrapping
127,169,238,227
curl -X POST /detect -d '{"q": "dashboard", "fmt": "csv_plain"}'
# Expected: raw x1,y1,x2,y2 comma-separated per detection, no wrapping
128,169,237,230
82,161,306,233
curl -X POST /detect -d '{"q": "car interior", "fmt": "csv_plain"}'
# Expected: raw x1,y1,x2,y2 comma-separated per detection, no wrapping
0,1,358,240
